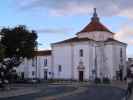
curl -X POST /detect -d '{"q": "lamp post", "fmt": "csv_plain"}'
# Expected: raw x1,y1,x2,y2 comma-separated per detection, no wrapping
35,43,42,81
35,43,38,81
95,46,97,78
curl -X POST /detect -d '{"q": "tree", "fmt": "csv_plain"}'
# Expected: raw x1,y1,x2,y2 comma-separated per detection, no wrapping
0,25,38,87
0,44,5,88
0,43,5,62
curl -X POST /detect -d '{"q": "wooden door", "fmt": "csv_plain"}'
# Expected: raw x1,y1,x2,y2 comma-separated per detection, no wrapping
79,71,84,81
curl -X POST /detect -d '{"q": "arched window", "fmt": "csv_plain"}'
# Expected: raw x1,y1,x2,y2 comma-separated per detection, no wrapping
80,49,83,57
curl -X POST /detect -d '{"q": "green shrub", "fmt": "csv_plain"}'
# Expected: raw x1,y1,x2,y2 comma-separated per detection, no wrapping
102,77,110,84
94,77,101,84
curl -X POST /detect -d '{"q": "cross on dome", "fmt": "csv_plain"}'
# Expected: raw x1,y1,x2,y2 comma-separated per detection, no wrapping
91,8,99,22
77,8,113,34
93,8,97,17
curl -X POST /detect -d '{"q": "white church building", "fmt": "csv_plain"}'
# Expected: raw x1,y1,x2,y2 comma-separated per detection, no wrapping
16,9,127,81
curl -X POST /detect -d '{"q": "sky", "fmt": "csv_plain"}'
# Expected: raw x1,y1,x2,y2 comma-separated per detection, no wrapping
0,0,133,57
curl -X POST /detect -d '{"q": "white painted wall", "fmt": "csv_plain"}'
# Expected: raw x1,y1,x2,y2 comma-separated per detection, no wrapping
52,41,96,81
73,42,90,80
16,31,126,81
16,55,52,79
77,31,113,41
112,43,127,79
52,44,72,79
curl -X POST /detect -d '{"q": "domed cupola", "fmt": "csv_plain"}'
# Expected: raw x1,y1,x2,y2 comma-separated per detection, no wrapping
77,8,114,41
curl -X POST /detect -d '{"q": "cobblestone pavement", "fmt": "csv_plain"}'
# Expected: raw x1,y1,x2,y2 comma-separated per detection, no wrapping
129,90,133,100
0,83,47,98
37,86,87,100
58,85,126,100
0,87,40,98
0,84,76,100
0,81,128,100
129,95,133,100
40,81,127,100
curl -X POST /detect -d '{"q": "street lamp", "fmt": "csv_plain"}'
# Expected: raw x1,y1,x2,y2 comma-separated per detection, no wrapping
35,42,43,81
35,43,38,81
94,46,98,78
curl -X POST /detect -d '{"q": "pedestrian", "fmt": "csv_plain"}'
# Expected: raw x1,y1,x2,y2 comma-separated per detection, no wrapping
127,77,133,96
128,82,132,95
119,69,123,81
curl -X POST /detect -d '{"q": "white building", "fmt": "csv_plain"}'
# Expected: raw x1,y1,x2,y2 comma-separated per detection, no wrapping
127,58,133,75
16,9,127,81
16,50,52,80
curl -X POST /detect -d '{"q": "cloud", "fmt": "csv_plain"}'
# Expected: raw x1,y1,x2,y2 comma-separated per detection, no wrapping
115,22,133,45
13,0,133,18
114,22,133,58
36,27,74,34
49,2,93,16
128,40,133,45
12,0,133,57
115,22,133,58
115,26,133,40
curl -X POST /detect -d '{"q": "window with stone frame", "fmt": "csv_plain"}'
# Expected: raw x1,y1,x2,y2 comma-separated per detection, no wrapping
80,49,83,57
32,71,35,76
44,59,47,66
32,58,36,67
120,48,123,63
58,65,62,72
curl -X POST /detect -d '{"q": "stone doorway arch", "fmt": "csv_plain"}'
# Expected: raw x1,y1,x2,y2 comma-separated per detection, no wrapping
77,61,85,81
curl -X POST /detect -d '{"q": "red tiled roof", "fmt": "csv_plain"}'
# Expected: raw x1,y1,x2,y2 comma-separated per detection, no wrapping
53,37,93,44
105,38,127,45
34,50,51,56
53,37,126,45
78,21,113,34
77,8,114,34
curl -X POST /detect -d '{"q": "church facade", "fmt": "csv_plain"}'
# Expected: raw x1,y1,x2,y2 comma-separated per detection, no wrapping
17,9,127,81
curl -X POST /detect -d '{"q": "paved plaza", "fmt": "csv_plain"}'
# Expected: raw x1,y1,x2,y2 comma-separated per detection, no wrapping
0,81,131,100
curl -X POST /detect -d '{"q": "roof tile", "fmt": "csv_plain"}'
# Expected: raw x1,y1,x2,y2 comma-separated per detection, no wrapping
34,50,51,56
78,21,113,34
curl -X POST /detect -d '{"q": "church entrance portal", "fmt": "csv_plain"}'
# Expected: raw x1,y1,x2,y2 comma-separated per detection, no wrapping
79,71,84,81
